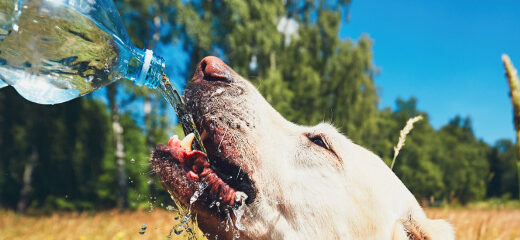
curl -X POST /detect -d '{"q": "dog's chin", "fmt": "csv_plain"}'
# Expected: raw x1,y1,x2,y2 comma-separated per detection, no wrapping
150,80,257,223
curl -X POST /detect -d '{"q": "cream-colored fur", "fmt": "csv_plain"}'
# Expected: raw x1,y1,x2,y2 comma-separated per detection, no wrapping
229,82,453,240
184,57,455,240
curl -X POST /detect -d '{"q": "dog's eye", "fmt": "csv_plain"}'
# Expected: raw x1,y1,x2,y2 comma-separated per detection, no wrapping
310,136,328,150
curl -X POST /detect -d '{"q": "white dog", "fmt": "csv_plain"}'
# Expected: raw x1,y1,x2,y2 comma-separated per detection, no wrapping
151,56,454,240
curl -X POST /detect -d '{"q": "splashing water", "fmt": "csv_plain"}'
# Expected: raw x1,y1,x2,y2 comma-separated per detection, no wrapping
232,193,248,231
233,230,241,240
225,210,233,232
166,190,199,239
139,224,147,235
158,75,206,154
226,210,241,240
190,181,209,206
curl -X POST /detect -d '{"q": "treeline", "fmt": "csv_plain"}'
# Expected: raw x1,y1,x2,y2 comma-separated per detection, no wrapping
0,89,175,212
0,0,517,212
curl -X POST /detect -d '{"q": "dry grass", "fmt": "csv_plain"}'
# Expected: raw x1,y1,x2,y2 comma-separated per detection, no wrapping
426,208,520,240
1,208,520,239
391,115,423,170
503,54,520,200
0,209,205,240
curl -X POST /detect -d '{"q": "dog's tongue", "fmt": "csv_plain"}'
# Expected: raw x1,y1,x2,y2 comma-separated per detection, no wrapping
166,134,241,206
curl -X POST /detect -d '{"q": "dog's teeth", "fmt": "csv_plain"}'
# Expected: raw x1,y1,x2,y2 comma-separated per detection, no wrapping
181,133,195,151
235,191,248,203
168,135,180,147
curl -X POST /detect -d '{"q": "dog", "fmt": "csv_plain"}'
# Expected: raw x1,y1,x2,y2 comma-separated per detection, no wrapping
151,56,454,240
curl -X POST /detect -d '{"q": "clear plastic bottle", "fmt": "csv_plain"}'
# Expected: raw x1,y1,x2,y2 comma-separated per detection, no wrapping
0,0,208,152
0,0,165,104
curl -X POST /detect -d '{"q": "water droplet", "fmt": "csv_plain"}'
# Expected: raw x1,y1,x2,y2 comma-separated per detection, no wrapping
166,205,175,212
209,200,216,209
139,224,147,235
130,158,135,164
232,195,247,231
173,224,184,235
225,211,232,232
233,230,241,239
190,182,208,205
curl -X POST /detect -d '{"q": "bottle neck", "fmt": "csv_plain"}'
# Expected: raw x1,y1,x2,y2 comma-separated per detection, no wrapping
125,48,165,89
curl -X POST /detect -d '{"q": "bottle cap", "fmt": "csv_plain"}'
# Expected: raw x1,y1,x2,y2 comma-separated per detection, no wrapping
136,49,154,86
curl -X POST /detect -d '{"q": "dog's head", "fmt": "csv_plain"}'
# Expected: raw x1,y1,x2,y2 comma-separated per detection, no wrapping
151,56,454,240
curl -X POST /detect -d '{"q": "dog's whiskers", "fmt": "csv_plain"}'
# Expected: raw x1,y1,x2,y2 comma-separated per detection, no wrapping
217,126,229,151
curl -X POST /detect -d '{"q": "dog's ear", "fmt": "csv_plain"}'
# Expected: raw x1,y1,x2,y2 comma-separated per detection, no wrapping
392,215,454,240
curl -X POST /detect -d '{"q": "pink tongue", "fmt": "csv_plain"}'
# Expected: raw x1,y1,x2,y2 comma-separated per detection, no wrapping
166,141,236,206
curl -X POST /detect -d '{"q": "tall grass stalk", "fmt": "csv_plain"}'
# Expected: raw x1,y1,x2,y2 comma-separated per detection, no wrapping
391,115,423,170
502,54,520,199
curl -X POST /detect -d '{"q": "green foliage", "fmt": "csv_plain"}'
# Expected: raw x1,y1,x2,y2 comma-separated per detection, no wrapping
488,139,519,198
436,117,490,203
0,88,113,211
371,98,492,204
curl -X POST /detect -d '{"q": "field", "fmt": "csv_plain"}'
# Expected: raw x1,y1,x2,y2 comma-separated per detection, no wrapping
0,209,205,240
0,208,519,240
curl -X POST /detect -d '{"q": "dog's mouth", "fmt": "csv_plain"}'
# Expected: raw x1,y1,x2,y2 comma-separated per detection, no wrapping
151,120,256,213
151,56,258,223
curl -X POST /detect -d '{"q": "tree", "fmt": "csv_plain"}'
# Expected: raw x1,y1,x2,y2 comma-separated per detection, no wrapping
106,84,128,210
436,116,490,204
488,139,519,198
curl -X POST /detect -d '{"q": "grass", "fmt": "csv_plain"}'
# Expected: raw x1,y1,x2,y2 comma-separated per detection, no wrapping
1,208,520,239
391,115,423,170
0,209,205,240
503,54,520,202
425,208,520,240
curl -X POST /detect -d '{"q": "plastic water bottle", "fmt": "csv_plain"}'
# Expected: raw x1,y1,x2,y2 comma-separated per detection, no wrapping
0,0,165,104
0,0,207,152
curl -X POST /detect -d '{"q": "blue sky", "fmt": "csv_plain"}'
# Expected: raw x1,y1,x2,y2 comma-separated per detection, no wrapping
340,0,520,143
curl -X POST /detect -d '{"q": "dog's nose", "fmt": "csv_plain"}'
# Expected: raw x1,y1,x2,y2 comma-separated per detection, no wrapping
194,56,234,83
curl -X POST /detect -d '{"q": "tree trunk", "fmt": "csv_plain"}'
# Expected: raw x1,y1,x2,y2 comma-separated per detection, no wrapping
144,96,157,198
107,84,128,210
270,52,276,71
17,145,38,213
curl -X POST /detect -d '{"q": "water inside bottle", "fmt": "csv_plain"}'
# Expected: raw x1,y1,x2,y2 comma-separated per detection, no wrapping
0,0,159,104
